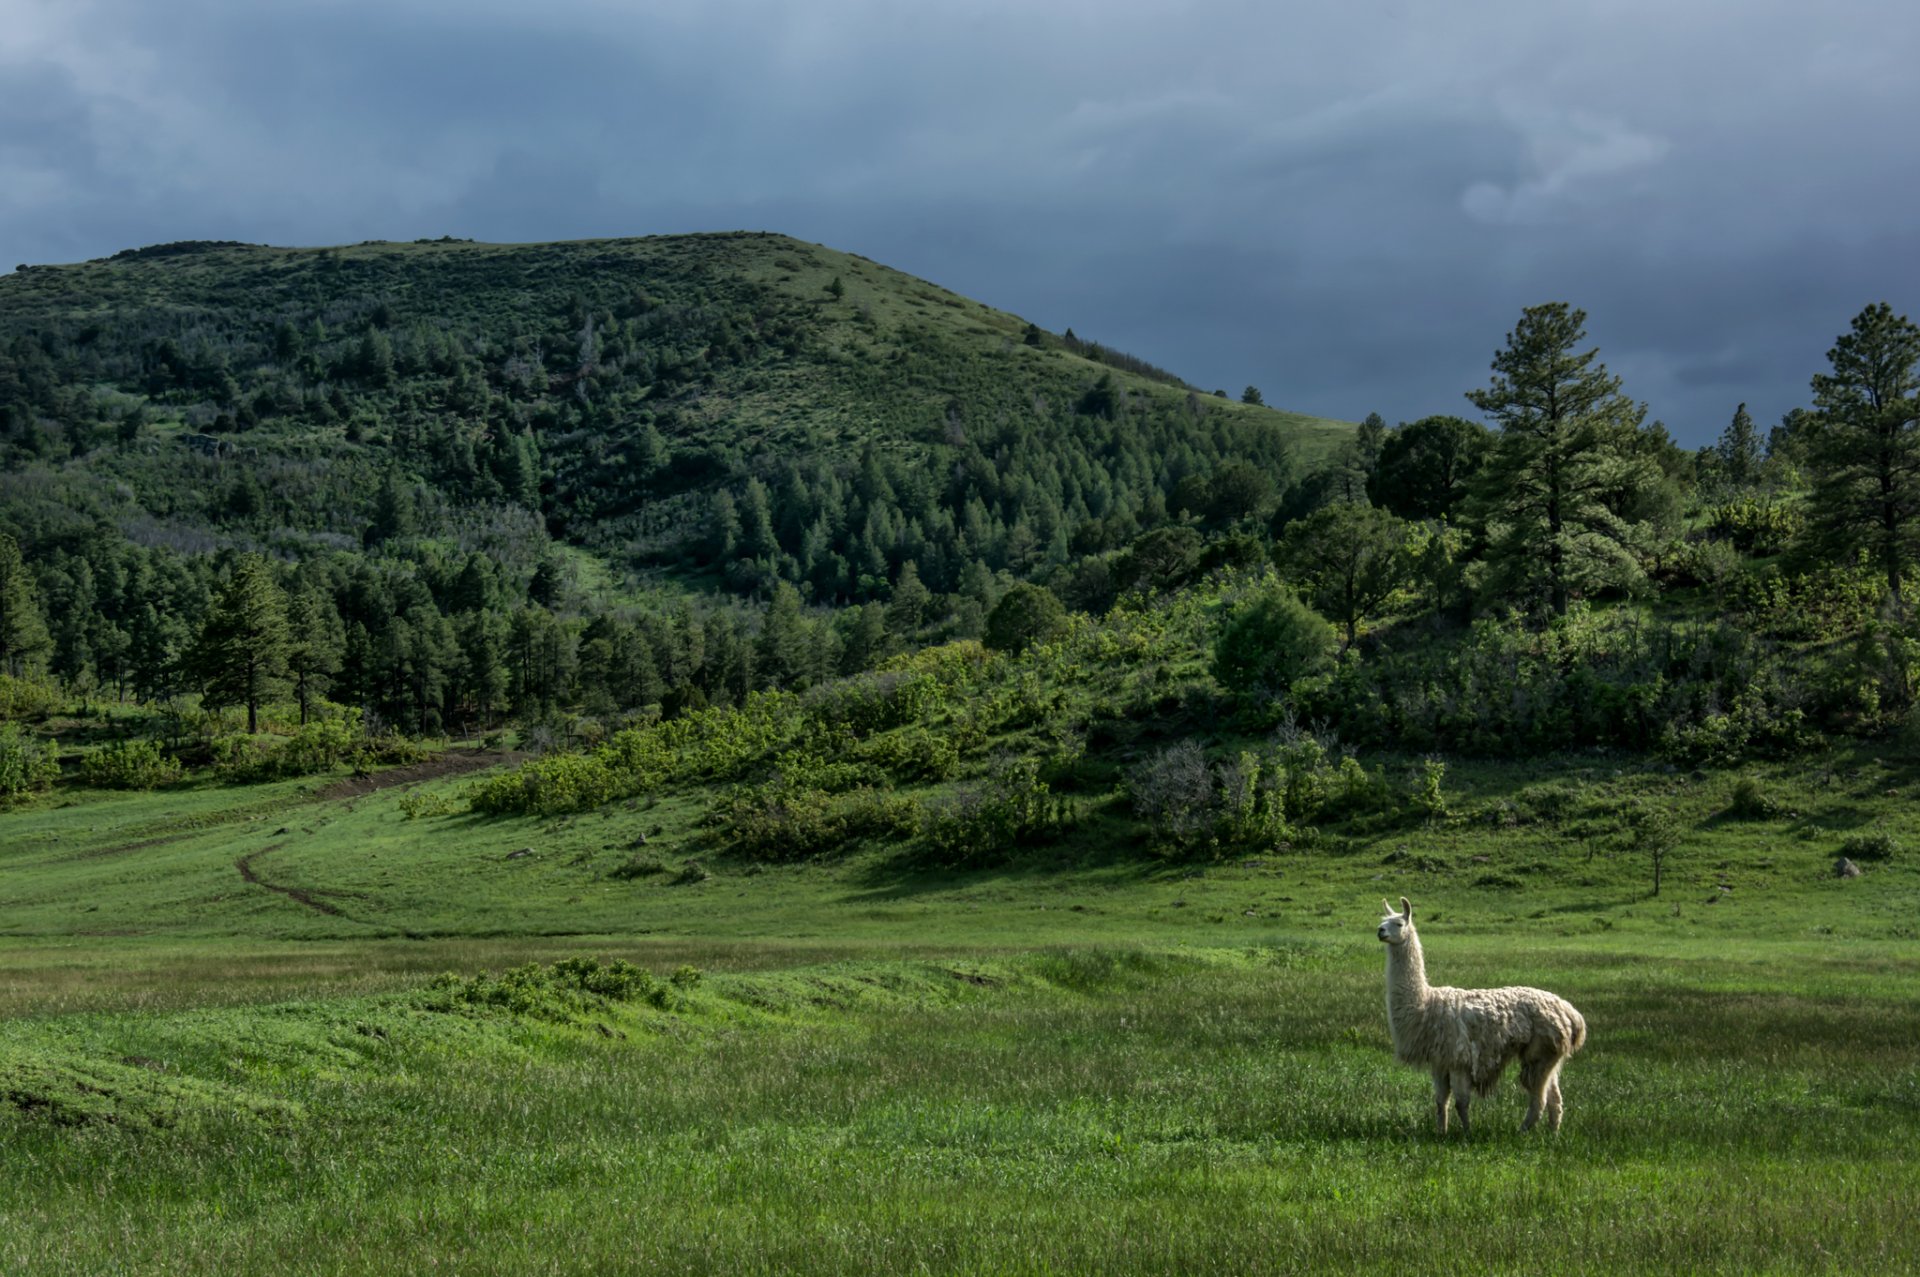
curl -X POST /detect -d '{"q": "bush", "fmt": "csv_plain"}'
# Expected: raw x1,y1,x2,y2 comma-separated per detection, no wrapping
429,957,667,1018
1408,758,1448,824
853,726,961,780
921,755,1074,867
0,722,60,803
81,738,182,790
1212,588,1336,699
1128,735,1399,857
722,780,920,861
1725,776,1783,820
1840,830,1898,862
0,675,60,721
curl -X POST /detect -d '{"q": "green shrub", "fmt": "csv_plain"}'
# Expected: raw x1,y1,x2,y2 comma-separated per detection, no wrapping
1725,776,1783,820
0,722,60,803
921,755,1074,867
1212,587,1337,699
1408,758,1448,824
428,957,663,1019
0,674,61,721
722,779,920,860
853,726,960,780
81,738,182,790
398,788,460,820
1841,831,1898,862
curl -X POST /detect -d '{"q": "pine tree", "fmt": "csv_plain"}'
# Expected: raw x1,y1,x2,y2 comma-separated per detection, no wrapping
1716,403,1763,489
0,533,51,678
1355,412,1388,474
1465,304,1649,618
285,585,345,724
194,555,290,733
755,581,810,689
1804,303,1920,608
365,474,417,548
886,560,931,637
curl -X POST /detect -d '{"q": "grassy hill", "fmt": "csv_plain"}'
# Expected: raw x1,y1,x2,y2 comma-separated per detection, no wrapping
0,233,1351,589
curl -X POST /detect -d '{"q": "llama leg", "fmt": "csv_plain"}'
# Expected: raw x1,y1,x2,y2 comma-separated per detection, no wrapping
1450,1070,1472,1136
1432,1071,1450,1134
1520,1057,1548,1132
1544,1070,1564,1132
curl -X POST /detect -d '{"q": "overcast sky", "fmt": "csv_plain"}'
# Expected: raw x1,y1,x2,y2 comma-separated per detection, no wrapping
3,0,1916,444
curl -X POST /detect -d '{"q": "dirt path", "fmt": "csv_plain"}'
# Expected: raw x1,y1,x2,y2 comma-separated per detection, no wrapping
314,748,522,801
234,844,354,918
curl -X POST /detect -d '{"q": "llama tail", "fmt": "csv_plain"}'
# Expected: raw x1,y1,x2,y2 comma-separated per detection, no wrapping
1566,1003,1587,1056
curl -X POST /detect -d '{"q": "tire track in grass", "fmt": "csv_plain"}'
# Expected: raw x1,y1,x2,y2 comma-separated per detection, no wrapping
235,843,392,931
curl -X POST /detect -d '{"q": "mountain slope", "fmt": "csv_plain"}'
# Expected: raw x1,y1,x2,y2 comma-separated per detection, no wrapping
0,233,1351,601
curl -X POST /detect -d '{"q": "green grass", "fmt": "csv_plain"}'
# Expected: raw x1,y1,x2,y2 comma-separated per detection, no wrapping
3,748,1917,1273
1,945,1914,1274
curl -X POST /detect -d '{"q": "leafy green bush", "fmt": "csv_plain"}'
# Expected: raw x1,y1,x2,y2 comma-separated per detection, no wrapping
428,957,668,1018
921,755,1074,867
853,726,961,780
1725,776,1783,820
472,694,804,815
722,779,920,860
1408,758,1449,824
210,712,401,784
984,583,1068,655
0,675,60,722
1840,831,1898,862
1705,497,1803,556
80,738,182,790
0,722,60,803
1212,587,1337,699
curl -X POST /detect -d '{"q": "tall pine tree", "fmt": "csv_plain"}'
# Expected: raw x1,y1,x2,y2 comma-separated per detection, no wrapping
0,533,51,678
1804,303,1920,608
194,555,290,733
1465,304,1649,618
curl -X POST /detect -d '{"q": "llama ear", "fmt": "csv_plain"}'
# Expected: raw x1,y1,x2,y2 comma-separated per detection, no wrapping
1400,896,1413,920
1381,897,1393,916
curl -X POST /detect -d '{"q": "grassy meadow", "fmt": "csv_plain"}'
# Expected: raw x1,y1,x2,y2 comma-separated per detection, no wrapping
3,743,1918,1275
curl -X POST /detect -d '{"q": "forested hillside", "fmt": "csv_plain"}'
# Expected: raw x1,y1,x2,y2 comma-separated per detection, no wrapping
2,234,1918,872
0,232,1346,740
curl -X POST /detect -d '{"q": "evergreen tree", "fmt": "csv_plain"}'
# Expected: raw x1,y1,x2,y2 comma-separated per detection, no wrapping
838,602,890,674
458,612,509,730
0,533,51,677
1241,386,1264,406
887,560,931,637
365,474,417,548
194,555,290,733
1804,303,1920,608
756,581,810,689
285,585,345,724
1355,412,1388,474
129,604,186,704
1465,304,1649,617
1715,402,1763,489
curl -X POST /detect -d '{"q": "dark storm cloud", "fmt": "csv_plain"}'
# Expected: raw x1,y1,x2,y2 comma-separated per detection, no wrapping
3,0,1916,444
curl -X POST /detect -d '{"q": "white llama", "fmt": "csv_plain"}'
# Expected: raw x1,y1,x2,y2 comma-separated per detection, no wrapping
1377,896,1586,1135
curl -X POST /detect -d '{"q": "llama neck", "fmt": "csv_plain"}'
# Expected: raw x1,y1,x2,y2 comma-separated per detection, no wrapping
1384,930,1430,1042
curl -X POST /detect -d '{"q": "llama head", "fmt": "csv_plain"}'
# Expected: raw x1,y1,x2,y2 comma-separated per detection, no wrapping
1377,896,1414,945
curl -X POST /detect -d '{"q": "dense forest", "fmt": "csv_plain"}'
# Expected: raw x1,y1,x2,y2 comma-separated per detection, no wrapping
1,234,1916,861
